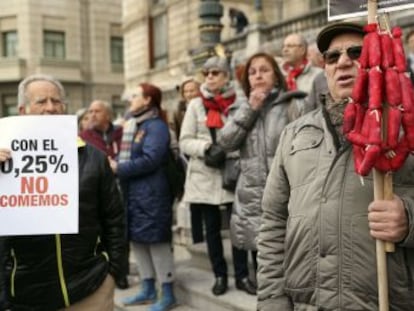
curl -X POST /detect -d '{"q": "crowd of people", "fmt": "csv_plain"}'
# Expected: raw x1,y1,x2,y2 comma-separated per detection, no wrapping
0,20,413,311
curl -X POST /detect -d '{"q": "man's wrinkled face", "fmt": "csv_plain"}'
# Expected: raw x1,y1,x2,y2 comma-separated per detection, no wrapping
88,101,111,131
20,81,65,115
324,33,364,102
282,34,306,66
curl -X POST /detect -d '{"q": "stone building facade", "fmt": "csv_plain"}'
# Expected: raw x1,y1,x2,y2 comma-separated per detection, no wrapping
121,0,327,116
0,0,124,116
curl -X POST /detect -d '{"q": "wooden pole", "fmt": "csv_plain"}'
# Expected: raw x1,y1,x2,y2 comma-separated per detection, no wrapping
367,1,391,310
373,170,390,311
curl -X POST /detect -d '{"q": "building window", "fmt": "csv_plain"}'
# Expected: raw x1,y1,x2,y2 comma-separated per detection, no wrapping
43,31,65,59
2,31,18,57
1,94,17,117
150,13,168,68
111,95,124,119
110,36,124,65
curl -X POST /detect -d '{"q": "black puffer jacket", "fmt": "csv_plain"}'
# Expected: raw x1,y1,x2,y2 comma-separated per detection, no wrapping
5,143,127,311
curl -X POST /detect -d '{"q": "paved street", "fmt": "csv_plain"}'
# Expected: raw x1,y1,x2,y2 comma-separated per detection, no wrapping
113,243,257,311
114,245,199,311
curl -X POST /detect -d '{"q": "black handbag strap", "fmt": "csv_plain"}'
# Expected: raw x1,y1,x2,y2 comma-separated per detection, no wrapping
209,127,217,144
203,104,217,144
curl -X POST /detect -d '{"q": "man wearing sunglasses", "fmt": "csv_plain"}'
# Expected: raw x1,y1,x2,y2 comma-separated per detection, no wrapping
257,22,414,311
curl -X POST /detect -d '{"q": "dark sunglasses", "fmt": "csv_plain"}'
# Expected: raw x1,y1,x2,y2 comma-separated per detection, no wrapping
323,46,362,65
202,70,222,77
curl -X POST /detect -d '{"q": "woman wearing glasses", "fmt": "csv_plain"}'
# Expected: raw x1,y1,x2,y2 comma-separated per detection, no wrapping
179,56,253,296
217,51,311,293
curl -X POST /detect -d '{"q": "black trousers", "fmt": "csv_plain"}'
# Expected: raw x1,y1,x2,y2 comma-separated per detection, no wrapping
190,204,204,243
190,203,251,280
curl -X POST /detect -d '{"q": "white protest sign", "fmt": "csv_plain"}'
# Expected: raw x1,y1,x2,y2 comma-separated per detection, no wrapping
328,0,414,21
0,115,78,235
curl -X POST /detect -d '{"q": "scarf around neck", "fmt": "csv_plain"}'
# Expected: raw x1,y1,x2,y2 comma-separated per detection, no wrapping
284,59,308,91
118,107,158,163
200,83,236,128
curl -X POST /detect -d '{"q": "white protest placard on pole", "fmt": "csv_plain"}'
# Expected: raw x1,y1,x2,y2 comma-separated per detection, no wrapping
328,0,414,21
0,115,78,235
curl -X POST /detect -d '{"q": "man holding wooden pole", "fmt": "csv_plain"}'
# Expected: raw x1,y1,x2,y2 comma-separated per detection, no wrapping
256,21,414,311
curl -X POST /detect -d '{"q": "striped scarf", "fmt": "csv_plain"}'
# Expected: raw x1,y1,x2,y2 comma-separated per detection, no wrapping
118,108,158,163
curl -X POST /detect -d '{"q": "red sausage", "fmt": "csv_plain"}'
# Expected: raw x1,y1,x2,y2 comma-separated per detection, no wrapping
386,107,402,149
368,67,383,110
381,32,394,69
352,68,368,104
385,68,401,106
392,27,407,72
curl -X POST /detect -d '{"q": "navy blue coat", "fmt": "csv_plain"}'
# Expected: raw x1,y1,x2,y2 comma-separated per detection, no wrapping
117,117,172,243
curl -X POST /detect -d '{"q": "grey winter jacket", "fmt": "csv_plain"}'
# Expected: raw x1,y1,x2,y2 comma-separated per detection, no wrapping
257,108,414,311
218,89,309,251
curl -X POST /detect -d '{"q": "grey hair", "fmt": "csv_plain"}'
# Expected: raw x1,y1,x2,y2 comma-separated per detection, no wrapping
202,56,230,74
17,74,66,108
298,34,308,50
90,99,114,118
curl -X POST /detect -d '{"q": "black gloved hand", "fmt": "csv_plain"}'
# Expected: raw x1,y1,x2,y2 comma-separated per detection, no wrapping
204,144,226,168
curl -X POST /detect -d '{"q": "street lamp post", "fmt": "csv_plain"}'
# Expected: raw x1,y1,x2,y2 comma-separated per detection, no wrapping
191,0,224,68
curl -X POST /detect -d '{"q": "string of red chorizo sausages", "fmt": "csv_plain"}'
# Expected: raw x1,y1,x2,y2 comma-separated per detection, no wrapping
344,23,414,176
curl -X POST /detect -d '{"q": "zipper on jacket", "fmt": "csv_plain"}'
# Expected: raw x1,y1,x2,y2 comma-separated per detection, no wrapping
337,151,352,309
319,143,352,309
10,248,17,297
94,236,109,261
55,234,70,307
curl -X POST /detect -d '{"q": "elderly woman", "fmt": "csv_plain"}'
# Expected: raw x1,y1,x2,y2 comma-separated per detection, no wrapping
108,83,176,311
218,51,310,282
171,78,200,140
171,78,204,244
179,56,255,296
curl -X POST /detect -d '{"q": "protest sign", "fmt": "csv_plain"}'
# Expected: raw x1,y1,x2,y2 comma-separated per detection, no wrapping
328,0,414,21
0,115,78,235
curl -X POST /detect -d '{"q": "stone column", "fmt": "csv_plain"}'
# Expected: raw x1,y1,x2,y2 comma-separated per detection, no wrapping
191,0,224,68
253,0,265,24
245,0,267,55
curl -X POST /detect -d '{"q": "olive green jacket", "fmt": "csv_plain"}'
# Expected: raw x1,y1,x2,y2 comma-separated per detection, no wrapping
257,108,414,311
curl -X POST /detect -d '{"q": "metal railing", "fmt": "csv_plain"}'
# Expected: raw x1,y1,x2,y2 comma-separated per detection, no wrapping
222,6,327,53
263,6,327,42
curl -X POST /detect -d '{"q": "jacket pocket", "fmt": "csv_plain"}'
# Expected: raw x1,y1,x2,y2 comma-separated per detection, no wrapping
284,215,316,290
349,215,410,298
287,125,323,188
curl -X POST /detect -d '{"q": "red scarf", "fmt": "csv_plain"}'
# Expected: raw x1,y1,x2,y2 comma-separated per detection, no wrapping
202,93,235,128
284,59,308,91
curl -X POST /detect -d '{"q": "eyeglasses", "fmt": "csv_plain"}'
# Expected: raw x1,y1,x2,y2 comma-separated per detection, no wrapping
323,46,362,65
202,70,222,77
